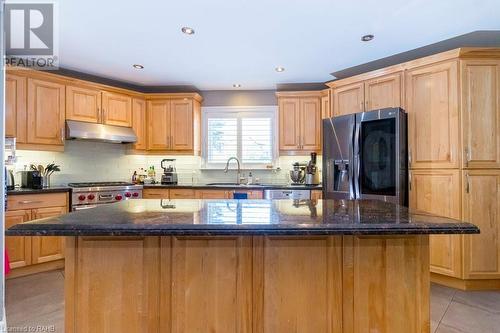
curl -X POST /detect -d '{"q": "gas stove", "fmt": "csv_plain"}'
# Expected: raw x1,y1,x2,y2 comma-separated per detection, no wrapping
68,181,143,211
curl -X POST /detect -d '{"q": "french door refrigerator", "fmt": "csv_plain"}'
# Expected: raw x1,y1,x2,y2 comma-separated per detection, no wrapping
322,107,408,206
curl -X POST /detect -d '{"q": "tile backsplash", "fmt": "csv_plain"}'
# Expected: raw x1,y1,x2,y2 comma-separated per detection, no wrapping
11,141,321,186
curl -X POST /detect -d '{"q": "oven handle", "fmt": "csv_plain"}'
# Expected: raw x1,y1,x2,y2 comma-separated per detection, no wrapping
99,194,113,200
73,205,98,211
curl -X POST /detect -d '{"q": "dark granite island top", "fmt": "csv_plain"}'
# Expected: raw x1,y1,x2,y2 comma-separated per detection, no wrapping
6,199,479,236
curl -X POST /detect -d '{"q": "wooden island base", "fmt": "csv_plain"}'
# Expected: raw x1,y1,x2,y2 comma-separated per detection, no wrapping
64,235,430,333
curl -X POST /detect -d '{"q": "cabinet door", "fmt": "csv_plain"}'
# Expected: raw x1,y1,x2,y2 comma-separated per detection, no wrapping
463,170,500,279
131,98,147,150
364,72,402,110
195,190,229,199
279,98,301,151
31,206,67,264
409,169,462,277
405,60,459,169
147,100,171,150
321,93,331,119
66,85,101,123
170,99,193,151
5,74,27,141
5,210,32,268
102,91,132,127
461,60,500,168
300,97,321,151
27,78,65,145
332,82,364,116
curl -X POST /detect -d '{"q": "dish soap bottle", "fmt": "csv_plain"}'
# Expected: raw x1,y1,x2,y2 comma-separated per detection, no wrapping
247,172,253,185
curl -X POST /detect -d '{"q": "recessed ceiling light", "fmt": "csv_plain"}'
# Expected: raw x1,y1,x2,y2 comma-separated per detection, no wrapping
132,64,144,69
361,34,374,42
275,66,285,72
233,84,241,88
181,27,195,35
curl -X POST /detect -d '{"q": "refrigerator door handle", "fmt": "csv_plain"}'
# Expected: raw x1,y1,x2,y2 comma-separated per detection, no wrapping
353,122,361,199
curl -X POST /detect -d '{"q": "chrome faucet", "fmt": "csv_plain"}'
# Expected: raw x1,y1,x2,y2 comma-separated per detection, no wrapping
224,157,241,184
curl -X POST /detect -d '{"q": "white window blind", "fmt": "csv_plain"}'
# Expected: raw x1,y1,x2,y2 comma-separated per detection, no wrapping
203,106,277,168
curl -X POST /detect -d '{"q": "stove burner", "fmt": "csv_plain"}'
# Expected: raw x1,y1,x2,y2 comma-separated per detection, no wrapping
68,181,135,188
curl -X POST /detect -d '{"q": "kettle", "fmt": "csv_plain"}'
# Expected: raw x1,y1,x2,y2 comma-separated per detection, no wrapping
6,168,15,190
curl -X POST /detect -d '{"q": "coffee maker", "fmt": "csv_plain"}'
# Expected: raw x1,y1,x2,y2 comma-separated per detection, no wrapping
161,159,178,185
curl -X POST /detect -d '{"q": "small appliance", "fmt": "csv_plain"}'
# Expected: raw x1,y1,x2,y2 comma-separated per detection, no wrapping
161,159,178,185
6,169,14,191
323,107,408,205
21,171,43,189
305,152,321,185
289,162,306,185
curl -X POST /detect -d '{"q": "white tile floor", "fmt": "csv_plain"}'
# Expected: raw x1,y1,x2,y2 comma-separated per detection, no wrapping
5,270,500,332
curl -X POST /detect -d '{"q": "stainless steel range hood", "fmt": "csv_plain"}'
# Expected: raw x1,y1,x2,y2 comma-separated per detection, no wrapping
65,120,137,143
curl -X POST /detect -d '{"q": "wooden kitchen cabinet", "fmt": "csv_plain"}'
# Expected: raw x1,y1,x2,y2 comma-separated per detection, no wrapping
321,90,331,119
195,190,230,199
66,85,102,123
461,60,500,169
311,190,323,200
5,73,27,141
5,210,32,269
31,206,67,264
462,170,500,279
169,189,196,199
102,91,132,127
277,92,321,154
146,96,201,153
364,72,402,110
27,77,66,146
5,192,69,278
147,99,171,150
405,60,459,169
131,98,147,150
143,188,170,199
409,169,462,278
170,99,194,151
332,81,364,116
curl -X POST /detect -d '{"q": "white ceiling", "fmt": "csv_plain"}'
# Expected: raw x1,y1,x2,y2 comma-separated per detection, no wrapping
59,0,500,90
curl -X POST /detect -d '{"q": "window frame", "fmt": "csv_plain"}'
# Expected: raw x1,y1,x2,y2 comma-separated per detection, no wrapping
201,105,278,169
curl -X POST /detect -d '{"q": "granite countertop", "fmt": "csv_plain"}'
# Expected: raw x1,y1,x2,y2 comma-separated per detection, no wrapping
7,186,71,195
143,183,322,190
6,199,479,236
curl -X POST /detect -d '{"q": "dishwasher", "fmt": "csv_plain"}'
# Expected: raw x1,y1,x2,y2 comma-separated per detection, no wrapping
263,189,311,200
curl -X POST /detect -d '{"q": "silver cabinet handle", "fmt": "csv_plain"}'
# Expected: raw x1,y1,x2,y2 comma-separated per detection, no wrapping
464,147,470,167
97,107,100,122
466,173,470,193
18,200,43,204
61,127,65,143
409,173,412,191
408,148,412,168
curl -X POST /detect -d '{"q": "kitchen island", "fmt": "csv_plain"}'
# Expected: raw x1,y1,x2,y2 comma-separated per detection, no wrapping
7,199,478,333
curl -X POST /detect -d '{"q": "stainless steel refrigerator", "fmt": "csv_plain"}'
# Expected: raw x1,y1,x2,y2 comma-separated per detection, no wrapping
322,107,408,206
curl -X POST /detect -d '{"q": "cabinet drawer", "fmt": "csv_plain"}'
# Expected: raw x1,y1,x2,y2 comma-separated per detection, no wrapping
170,189,196,199
143,189,170,199
7,193,68,211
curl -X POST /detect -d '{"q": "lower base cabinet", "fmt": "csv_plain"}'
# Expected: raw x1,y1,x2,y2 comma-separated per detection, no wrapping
143,188,264,199
65,235,429,333
5,193,68,277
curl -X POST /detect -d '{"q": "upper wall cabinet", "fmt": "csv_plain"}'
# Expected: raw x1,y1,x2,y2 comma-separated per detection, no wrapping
461,60,500,169
146,96,201,154
331,72,402,116
405,60,459,169
102,91,132,127
66,85,102,123
5,73,27,142
321,89,331,119
277,92,321,154
66,86,132,127
131,98,147,150
27,78,66,146
332,82,364,116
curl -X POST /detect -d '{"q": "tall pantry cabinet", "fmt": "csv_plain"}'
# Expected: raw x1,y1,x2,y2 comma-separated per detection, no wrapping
327,48,500,290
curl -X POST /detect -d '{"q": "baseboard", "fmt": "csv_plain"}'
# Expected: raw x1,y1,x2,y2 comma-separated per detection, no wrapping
6,260,64,279
431,272,500,290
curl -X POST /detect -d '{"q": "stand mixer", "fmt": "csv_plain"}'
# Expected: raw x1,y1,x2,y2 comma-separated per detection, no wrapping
290,162,307,185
